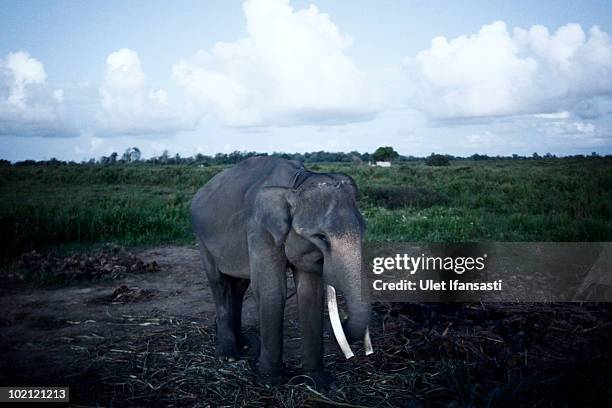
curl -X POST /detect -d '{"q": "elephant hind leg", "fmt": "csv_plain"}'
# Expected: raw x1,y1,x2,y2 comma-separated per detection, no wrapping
197,239,238,361
230,277,250,350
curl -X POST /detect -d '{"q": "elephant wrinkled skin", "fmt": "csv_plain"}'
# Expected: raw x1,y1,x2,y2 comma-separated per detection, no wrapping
190,157,370,388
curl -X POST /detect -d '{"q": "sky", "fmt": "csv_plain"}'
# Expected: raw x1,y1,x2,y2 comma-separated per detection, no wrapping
1,0,612,161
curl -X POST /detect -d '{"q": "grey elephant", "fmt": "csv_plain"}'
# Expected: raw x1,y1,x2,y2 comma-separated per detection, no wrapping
190,156,371,387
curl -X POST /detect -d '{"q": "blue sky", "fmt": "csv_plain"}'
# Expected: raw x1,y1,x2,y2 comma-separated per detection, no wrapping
1,0,611,160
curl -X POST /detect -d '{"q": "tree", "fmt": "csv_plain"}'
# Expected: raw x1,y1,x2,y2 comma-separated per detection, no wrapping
160,150,169,164
122,147,141,163
470,153,490,161
425,153,450,166
372,146,399,162
129,147,141,162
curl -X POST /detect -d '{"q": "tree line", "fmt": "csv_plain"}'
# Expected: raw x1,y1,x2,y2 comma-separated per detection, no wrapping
3,146,609,167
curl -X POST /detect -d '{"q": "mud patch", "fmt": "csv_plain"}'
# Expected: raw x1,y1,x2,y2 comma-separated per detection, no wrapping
109,285,156,303
4,245,160,286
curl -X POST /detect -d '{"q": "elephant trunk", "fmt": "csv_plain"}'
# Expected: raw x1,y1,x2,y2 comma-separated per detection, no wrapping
324,235,371,344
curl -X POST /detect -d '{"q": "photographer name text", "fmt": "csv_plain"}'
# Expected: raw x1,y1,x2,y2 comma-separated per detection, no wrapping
371,253,503,292
373,279,503,291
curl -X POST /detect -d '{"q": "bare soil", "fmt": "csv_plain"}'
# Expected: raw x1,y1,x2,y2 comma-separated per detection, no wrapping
0,246,611,407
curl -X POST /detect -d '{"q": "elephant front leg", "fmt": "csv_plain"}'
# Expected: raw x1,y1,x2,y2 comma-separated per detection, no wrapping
293,268,333,389
251,254,287,385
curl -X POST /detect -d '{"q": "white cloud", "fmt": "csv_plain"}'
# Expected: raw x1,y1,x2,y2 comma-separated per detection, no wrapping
410,21,612,120
533,111,570,119
172,0,381,127
515,107,608,148
0,51,76,137
465,131,498,148
97,48,196,136
4,51,46,108
540,119,596,137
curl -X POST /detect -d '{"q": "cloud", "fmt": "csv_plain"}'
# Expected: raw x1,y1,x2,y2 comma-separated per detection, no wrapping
97,48,196,136
536,115,599,140
4,51,46,108
410,21,612,120
172,0,381,127
0,51,76,137
533,111,570,119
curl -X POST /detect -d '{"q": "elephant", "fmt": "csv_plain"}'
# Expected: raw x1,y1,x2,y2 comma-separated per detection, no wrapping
190,156,371,387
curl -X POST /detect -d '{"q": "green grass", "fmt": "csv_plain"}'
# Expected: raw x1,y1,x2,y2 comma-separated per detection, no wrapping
0,165,220,260
1,158,611,260
343,159,612,242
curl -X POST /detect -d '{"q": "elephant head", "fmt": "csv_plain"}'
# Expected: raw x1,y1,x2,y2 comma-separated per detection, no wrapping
259,172,371,356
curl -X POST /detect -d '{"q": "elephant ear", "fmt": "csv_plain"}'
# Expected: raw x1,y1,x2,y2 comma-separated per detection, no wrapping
252,187,294,247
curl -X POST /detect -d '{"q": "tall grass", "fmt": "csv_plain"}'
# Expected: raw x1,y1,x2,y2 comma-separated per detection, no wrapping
1,158,611,259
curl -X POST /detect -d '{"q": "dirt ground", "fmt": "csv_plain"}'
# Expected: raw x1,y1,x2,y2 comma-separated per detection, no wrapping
0,246,360,406
1,246,611,407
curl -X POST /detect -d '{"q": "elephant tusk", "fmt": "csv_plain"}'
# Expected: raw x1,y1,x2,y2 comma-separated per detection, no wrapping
326,285,354,359
364,326,373,356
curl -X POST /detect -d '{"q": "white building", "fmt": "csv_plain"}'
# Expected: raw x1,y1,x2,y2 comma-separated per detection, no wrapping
375,161,391,167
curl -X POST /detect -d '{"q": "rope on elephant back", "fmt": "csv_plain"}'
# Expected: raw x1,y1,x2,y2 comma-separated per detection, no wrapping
291,168,313,190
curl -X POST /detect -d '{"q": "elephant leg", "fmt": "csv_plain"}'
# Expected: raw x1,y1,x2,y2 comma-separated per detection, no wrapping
250,257,287,384
197,239,237,361
230,277,250,350
247,211,291,385
293,267,333,388
254,276,286,382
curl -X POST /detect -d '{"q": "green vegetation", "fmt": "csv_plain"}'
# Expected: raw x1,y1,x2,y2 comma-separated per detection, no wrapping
1,158,611,260
426,153,451,166
0,165,220,260
371,146,399,162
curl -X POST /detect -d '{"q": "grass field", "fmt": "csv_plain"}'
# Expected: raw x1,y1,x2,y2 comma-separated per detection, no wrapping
1,157,612,260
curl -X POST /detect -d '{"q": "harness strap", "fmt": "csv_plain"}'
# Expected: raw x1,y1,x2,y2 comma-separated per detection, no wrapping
291,168,313,189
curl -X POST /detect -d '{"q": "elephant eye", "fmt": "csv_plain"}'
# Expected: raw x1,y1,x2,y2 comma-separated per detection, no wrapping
313,233,330,247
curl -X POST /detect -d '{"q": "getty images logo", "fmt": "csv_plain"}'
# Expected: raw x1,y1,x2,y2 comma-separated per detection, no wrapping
372,253,488,275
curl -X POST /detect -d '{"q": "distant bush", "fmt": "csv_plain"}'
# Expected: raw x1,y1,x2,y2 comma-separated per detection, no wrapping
426,154,451,167
361,185,448,209
372,146,400,162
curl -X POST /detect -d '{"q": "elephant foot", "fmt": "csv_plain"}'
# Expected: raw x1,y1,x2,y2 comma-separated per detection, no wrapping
303,370,335,390
255,369,285,387
238,333,260,360
237,333,251,351
215,341,239,362
215,351,238,362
